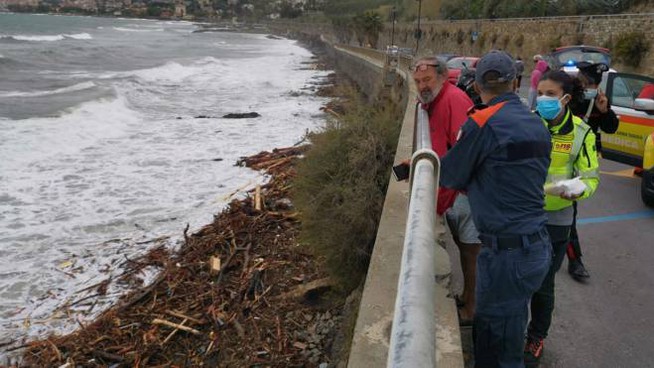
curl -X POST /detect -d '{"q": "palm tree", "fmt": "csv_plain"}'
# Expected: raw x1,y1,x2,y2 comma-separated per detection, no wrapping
353,11,384,48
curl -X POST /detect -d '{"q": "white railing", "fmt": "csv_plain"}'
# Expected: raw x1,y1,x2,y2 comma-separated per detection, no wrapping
387,106,440,368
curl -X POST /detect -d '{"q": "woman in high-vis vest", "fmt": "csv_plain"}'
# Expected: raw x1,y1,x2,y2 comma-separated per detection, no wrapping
524,70,600,367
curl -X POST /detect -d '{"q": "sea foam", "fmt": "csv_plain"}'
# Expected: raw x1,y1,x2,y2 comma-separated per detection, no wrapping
0,33,92,42
0,81,96,98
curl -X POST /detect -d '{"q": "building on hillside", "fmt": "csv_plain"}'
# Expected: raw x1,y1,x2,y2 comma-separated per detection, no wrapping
195,0,210,12
59,0,98,12
0,0,40,9
174,0,185,17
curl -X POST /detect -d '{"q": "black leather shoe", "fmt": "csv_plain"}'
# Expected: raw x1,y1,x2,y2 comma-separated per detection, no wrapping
568,258,590,281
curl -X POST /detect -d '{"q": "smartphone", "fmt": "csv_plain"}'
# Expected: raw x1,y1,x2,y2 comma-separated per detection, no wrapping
392,163,410,181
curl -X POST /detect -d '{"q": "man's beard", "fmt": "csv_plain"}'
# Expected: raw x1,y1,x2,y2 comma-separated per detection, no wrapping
418,86,440,104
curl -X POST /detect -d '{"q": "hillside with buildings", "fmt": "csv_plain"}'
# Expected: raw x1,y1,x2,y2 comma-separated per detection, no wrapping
0,0,325,19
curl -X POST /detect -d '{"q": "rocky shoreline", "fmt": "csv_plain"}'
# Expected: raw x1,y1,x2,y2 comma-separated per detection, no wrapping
3,40,357,368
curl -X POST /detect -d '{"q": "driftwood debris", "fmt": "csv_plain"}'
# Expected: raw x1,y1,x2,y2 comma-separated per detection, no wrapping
152,318,201,335
20,145,341,368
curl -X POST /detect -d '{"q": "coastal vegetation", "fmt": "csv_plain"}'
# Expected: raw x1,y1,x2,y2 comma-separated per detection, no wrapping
325,0,649,20
614,31,651,68
293,84,403,291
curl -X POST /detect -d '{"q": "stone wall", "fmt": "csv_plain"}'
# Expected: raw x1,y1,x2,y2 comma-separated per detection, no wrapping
378,14,654,75
272,13,654,76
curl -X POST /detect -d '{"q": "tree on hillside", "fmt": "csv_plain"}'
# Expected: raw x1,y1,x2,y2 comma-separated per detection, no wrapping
279,1,303,18
440,0,642,19
353,11,384,47
325,0,393,16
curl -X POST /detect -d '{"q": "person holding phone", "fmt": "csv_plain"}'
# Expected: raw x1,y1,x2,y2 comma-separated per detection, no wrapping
410,56,480,324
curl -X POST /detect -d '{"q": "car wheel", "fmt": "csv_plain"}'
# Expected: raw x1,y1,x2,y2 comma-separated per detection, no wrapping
641,168,654,208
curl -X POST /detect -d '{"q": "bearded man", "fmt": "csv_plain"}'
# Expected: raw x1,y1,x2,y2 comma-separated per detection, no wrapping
412,56,480,325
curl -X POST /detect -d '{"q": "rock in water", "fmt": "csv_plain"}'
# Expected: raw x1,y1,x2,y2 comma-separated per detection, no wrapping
222,112,261,119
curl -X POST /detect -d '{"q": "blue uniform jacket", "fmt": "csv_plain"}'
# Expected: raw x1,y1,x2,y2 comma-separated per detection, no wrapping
440,93,552,235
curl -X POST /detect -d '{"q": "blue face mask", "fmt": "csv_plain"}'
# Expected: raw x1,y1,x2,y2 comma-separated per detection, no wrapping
584,89,598,100
536,95,564,120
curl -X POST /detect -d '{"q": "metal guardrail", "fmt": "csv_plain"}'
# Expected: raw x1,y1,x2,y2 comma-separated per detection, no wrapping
387,106,440,368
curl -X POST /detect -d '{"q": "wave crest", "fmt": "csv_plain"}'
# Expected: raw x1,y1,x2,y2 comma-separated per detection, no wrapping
0,33,93,42
0,81,96,98
113,27,164,32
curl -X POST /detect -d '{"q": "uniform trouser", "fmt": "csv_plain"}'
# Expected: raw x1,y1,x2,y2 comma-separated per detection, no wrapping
568,202,583,258
473,228,552,368
527,225,571,340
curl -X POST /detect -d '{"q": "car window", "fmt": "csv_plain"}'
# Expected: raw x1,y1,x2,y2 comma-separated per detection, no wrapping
447,58,476,69
609,74,654,108
555,49,611,67
610,76,634,108
447,59,464,69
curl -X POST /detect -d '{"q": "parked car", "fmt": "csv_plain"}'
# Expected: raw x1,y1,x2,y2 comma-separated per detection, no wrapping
446,56,479,84
436,53,459,62
549,45,654,206
545,45,612,76
386,45,399,56
599,72,654,206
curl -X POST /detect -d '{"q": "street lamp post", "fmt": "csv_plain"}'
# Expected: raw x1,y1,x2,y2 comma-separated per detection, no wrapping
415,0,422,54
391,6,396,46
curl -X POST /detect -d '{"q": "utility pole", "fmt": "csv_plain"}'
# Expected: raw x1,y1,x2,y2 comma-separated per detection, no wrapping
415,0,422,55
391,6,396,46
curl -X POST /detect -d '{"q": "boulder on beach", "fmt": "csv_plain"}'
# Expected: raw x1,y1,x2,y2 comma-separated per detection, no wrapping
222,112,261,119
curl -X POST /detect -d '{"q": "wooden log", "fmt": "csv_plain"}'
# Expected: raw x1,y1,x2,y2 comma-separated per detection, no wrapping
165,310,204,324
152,318,201,335
275,277,333,300
162,318,187,345
209,256,222,275
255,185,262,211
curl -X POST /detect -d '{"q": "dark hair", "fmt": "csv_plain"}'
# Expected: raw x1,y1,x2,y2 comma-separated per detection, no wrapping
539,70,585,106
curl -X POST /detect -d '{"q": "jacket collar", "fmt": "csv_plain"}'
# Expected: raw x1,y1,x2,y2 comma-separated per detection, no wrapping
488,92,520,106
547,109,574,135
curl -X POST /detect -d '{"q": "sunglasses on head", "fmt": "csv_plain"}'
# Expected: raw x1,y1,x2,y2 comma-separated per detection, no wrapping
412,63,437,72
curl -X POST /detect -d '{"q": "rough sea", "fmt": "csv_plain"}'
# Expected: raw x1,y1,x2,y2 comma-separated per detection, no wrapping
0,13,330,347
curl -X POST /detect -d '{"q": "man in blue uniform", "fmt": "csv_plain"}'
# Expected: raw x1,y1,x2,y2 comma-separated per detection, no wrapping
440,51,553,368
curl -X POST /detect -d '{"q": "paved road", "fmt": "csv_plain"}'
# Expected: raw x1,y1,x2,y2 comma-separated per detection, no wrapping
541,159,654,368
449,158,654,367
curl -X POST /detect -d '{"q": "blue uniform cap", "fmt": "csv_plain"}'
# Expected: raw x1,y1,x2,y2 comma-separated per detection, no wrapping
475,50,517,89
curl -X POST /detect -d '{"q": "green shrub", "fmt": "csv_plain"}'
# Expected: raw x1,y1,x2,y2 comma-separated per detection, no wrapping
548,34,562,50
614,31,651,68
501,34,510,49
456,29,465,45
515,34,524,48
477,32,487,49
574,33,585,45
293,85,402,291
603,35,614,51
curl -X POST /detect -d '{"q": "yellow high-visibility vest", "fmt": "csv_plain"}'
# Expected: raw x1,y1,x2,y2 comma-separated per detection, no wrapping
544,110,600,211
